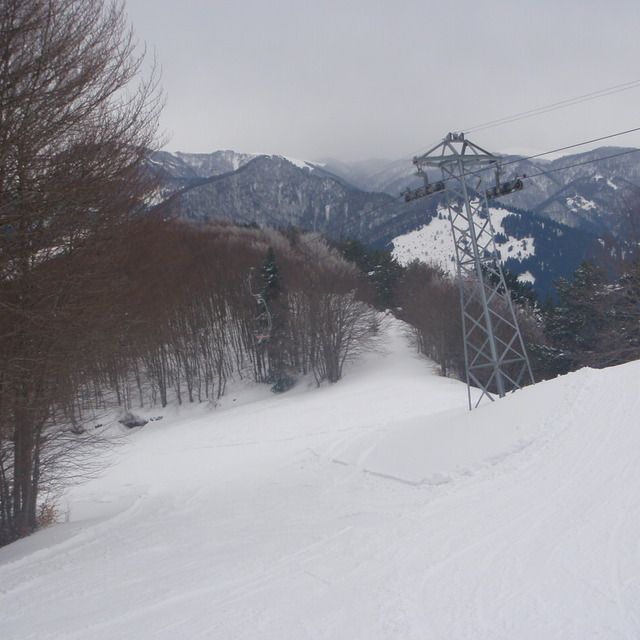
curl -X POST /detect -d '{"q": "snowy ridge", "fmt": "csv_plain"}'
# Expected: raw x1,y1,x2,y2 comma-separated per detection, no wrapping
174,149,259,176
168,149,321,178
277,154,321,172
1,318,639,639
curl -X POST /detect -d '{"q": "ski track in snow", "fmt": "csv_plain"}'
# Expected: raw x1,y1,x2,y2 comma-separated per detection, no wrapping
1,320,640,639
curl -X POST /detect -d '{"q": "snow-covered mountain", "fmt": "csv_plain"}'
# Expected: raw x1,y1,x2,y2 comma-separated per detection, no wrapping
150,146,640,298
151,149,321,182
154,146,640,239
322,146,640,236
151,151,409,240
488,147,640,235
2,318,639,639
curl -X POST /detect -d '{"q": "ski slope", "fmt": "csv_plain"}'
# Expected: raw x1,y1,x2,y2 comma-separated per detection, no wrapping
1,319,639,639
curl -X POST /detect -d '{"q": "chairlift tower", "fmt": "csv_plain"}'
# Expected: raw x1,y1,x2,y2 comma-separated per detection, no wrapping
404,133,534,408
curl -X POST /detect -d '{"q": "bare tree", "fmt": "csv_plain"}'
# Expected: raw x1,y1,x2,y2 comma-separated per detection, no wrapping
285,239,379,384
396,261,465,378
0,0,162,545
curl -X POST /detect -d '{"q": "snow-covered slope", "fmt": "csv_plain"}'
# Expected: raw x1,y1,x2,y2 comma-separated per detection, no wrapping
391,206,536,281
1,320,639,639
390,204,595,299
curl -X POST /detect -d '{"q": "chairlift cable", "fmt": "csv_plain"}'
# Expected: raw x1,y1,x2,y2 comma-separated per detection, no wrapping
294,127,640,251
399,78,640,170
463,79,640,136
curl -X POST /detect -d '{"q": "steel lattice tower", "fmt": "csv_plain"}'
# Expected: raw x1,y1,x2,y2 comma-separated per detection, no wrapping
405,133,534,408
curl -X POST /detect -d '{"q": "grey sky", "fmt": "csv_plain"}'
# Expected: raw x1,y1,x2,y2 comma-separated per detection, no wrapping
125,0,640,162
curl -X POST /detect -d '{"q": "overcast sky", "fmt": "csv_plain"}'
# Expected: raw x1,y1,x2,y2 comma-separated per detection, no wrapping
125,0,640,163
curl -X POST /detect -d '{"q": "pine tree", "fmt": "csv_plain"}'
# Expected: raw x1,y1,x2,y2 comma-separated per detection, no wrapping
260,247,283,305
539,261,611,373
259,248,293,393
337,237,404,309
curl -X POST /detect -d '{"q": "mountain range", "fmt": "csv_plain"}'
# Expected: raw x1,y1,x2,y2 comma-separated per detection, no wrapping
149,145,640,299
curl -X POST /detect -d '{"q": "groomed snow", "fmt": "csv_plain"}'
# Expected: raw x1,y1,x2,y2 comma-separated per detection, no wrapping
1,318,640,639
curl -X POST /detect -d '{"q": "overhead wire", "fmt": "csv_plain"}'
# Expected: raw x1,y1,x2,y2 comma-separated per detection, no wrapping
497,125,640,169
323,79,640,231
403,124,640,193
401,78,640,170
296,80,640,247
316,79,640,207
522,147,640,181
463,79,640,136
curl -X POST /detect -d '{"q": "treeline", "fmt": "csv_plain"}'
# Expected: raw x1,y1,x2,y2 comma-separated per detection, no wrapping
0,0,381,547
392,260,544,382
77,220,381,411
538,198,640,373
0,218,380,545
390,252,640,385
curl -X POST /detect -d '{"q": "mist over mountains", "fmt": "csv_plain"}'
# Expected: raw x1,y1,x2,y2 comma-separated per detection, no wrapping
150,146,640,299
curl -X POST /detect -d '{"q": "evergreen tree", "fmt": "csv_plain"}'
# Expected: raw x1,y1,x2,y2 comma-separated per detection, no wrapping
539,261,610,374
592,258,640,367
548,262,609,356
259,248,293,393
337,237,404,309
483,266,538,309
260,247,283,305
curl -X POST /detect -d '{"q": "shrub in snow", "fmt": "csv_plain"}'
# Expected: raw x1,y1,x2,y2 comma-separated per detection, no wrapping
36,501,61,529
270,373,295,394
118,412,148,429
